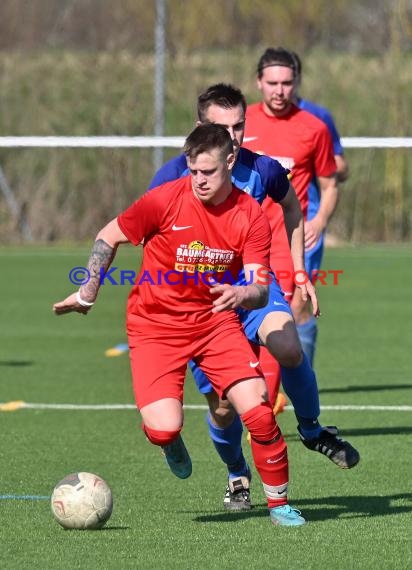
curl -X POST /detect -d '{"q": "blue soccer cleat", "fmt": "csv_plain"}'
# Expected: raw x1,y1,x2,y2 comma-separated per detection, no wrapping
270,504,306,526
162,434,192,479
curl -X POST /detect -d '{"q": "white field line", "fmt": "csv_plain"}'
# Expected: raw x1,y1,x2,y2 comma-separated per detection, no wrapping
1,136,412,149
1,402,411,412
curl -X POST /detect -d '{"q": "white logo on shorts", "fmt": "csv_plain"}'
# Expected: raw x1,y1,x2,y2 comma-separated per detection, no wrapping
249,361,260,368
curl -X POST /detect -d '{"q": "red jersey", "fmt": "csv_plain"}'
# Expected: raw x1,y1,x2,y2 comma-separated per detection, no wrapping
117,175,271,330
245,103,336,215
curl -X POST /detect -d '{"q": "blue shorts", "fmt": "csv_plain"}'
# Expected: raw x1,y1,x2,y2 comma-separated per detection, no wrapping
305,233,324,277
189,279,292,394
306,184,325,277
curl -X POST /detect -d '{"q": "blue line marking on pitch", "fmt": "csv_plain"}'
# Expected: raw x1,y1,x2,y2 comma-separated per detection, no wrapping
0,495,50,500
113,343,129,351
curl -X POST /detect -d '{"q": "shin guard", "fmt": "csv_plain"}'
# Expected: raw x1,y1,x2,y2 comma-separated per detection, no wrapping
241,402,288,507
257,346,282,407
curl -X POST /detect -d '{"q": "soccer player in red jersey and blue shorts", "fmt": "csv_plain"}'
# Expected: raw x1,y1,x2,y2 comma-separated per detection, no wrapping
292,49,349,366
244,47,339,397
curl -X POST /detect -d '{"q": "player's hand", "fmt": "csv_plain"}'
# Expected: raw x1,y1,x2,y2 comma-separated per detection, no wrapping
304,219,323,251
295,279,321,318
210,283,245,313
53,292,91,315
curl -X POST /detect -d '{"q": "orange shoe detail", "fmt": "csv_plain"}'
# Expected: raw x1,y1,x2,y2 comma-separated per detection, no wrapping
273,393,287,416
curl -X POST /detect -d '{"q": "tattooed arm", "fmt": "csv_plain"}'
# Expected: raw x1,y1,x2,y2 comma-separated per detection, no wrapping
79,238,117,303
53,218,129,315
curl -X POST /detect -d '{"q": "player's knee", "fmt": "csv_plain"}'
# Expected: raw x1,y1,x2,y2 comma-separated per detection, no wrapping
240,401,279,443
204,392,236,428
143,425,181,447
209,405,236,428
269,335,302,368
278,345,303,368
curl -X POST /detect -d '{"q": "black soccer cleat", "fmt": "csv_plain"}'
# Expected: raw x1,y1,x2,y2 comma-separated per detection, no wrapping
298,425,360,469
223,474,252,511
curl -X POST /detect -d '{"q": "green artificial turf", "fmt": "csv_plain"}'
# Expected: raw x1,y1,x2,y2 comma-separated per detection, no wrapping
0,245,411,569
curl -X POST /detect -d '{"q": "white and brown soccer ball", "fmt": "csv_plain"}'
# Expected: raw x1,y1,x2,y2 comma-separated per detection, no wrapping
51,472,113,530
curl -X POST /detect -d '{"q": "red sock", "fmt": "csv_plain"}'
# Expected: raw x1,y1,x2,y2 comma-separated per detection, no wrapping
241,402,288,508
257,346,282,407
142,424,181,446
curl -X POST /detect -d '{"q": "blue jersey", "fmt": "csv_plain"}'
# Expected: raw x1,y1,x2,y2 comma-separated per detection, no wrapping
297,98,343,221
149,147,290,206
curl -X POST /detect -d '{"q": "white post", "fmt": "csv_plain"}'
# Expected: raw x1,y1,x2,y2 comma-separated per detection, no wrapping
153,0,166,174
0,166,33,241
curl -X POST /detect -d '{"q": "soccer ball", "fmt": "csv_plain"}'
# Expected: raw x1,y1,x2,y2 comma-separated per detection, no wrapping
51,472,113,530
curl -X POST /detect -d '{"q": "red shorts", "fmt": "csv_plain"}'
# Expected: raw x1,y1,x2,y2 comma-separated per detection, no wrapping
267,206,295,300
127,316,264,409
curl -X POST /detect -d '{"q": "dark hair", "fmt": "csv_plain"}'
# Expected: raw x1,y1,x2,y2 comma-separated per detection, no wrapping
197,83,247,122
291,50,302,78
183,123,234,160
257,47,301,79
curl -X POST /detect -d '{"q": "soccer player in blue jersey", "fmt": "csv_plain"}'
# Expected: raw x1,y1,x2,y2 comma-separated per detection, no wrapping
149,83,359,511
291,50,349,365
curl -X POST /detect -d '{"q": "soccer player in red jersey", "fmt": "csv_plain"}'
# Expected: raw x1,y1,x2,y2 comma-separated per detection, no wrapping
53,123,306,527
244,47,339,406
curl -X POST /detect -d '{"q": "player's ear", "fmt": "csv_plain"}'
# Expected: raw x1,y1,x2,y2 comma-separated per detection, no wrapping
196,120,202,127
227,153,236,171
257,77,263,92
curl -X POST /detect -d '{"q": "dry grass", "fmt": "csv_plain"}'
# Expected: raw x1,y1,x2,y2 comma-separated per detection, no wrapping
0,49,411,242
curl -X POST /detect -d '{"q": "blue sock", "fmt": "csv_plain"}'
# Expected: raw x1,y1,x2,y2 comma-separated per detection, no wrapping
296,317,318,367
281,352,322,438
206,413,249,478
